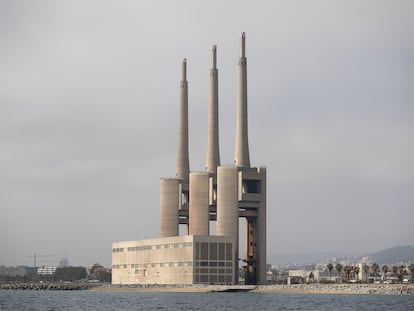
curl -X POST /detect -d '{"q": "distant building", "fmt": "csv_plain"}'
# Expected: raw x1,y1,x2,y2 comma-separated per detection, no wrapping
59,257,69,267
37,266,57,275
288,270,319,284
0,266,37,277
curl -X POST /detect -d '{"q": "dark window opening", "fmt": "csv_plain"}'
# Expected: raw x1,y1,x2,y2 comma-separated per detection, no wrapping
243,180,261,193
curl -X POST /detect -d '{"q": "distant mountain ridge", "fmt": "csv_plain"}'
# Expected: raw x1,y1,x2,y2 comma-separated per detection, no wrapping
269,245,414,265
360,245,414,265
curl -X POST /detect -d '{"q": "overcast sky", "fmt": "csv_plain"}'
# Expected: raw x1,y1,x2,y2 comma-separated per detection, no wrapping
1,0,413,268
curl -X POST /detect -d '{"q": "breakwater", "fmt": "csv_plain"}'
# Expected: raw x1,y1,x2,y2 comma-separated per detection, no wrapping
2,283,413,294
253,284,414,295
1,283,89,290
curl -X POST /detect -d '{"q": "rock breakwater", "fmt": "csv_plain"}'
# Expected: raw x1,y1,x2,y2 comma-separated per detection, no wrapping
1,283,89,290
254,284,414,295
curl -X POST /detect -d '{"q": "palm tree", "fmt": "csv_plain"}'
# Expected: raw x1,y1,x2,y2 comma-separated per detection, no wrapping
408,264,414,279
335,263,343,282
344,266,352,281
363,264,370,282
327,263,334,281
354,265,360,281
392,265,398,280
371,263,379,282
382,265,389,281
399,265,406,282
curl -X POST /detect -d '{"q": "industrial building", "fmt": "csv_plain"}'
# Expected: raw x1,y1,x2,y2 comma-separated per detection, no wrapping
112,33,266,285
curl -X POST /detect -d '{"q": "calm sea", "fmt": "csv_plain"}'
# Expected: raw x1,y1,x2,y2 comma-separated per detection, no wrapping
0,291,413,311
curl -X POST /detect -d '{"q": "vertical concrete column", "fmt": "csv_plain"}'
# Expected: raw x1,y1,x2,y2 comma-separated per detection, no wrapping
216,166,239,284
206,45,220,174
234,32,250,168
160,178,179,237
256,167,267,284
189,172,210,235
176,59,190,183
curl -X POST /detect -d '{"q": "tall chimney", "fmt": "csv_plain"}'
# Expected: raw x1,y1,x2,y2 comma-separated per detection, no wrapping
206,45,220,174
234,32,250,168
176,59,190,182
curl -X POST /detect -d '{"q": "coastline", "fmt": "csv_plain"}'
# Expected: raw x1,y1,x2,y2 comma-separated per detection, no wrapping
2,282,412,295
91,283,414,295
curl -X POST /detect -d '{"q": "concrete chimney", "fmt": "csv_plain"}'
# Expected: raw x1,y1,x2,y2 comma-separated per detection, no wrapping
206,45,220,174
234,32,250,168
176,59,190,182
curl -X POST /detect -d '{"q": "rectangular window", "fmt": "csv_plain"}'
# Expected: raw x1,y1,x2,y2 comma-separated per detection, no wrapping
210,243,217,260
201,243,208,260
243,179,261,193
195,243,200,260
226,244,232,260
218,243,225,260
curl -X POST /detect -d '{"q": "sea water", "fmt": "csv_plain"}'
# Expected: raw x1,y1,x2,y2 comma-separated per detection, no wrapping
0,291,413,311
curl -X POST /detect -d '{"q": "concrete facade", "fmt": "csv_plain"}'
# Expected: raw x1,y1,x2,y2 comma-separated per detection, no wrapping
112,235,235,285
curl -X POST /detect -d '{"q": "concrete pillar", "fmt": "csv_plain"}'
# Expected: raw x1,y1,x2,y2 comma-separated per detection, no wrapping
216,166,239,284
160,178,179,237
256,167,267,284
189,172,210,235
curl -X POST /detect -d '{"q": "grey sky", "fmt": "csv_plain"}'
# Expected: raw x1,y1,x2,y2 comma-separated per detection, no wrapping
1,0,413,267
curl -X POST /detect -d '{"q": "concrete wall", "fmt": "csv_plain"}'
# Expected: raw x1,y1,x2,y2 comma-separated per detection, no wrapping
112,235,234,285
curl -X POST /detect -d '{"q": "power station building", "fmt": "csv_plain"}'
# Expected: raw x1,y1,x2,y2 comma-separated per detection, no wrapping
112,33,266,285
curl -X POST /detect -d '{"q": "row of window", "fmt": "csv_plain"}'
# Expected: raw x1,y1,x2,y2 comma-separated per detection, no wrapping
195,268,233,275
196,261,232,267
195,242,233,261
112,261,193,269
113,242,193,253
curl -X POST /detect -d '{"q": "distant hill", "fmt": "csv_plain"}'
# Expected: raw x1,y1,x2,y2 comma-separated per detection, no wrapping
268,245,414,266
269,251,347,265
361,245,414,265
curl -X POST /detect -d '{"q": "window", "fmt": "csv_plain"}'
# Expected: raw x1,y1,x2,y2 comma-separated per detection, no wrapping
226,244,232,260
210,243,217,260
201,243,208,260
218,243,225,260
242,179,261,193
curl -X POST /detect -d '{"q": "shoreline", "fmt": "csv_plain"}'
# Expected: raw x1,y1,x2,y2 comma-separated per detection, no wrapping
92,283,414,295
1,282,413,295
